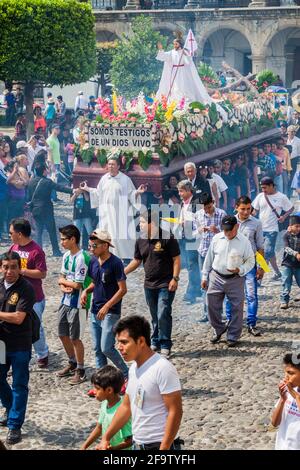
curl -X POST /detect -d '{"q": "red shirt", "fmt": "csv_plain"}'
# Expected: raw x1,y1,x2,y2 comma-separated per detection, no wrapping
10,240,47,302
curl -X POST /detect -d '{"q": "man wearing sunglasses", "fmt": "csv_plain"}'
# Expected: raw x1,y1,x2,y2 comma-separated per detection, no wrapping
81,229,129,394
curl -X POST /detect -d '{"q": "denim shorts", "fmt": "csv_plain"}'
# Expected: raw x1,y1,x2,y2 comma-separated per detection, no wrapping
263,231,278,261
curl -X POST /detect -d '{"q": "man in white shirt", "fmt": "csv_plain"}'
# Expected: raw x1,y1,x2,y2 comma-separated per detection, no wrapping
252,176,293,280
202,215,255,347
211,160,228,211
99,315,183,450
74,91,88,116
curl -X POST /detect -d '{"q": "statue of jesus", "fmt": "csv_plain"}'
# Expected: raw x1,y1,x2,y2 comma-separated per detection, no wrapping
156,36,227,120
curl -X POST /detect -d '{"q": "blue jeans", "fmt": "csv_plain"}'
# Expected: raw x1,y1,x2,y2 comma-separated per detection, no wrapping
274,174,283,193
263,231,278,261
144,288,175,350
74,218,94,249
0,350,31,429
33,299,49,360
180,239,201,300
90,312,128,378
280,266,300,303
226,266,258,327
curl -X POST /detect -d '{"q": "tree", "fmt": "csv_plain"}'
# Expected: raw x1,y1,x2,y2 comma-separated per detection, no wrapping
0,0,96,135
95,41,118,97
110,16,167,99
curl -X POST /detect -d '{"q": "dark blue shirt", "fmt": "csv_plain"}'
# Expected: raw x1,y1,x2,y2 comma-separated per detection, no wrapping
88,254,126,316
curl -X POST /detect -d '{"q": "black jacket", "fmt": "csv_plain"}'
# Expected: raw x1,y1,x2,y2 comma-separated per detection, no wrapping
28,176,72,215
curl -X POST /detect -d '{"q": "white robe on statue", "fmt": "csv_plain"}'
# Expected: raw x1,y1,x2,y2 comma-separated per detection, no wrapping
156,49,227,121
89,172,141,259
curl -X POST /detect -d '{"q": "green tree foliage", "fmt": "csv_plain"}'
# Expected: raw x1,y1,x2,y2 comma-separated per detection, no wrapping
110,16,167,99
0,0,96,134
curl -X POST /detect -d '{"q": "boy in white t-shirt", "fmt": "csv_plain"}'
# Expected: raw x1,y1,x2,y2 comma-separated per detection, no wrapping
98,315,183,451
271,353,300,450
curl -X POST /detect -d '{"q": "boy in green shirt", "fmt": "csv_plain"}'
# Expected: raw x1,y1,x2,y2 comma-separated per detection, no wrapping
80,366,132,450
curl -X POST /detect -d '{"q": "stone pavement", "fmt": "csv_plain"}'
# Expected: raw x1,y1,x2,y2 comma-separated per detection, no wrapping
0,196,299,450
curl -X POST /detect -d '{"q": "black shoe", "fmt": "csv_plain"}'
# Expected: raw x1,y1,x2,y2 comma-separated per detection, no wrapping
0,409,8,427
227,340,239,347
210,325,228,344
6,428,22,445
248,326,262,337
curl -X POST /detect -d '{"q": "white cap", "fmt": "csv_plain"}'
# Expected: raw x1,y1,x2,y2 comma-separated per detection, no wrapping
16,140,27,149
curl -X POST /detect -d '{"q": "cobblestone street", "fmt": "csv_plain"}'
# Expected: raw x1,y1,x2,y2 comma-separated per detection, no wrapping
0,197,299,450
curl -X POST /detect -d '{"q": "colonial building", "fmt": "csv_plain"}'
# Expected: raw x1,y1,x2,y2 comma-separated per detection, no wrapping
92,1,300,87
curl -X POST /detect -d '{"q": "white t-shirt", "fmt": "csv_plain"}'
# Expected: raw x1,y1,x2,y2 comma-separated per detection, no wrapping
126,353,181,445
212,173,228,198
275,388,300,450
252,192,293,232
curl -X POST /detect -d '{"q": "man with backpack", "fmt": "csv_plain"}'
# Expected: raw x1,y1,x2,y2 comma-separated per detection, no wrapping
0,251,36,445
57,225,91,385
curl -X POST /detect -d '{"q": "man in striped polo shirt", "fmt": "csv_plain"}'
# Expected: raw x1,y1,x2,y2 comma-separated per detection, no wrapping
57,225,90,385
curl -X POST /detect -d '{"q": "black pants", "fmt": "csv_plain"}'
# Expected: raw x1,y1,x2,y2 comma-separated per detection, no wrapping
34,210,60,254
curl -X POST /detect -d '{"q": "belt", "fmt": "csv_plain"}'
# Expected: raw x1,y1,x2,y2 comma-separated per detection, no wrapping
134,438,184,450
172,64,184,68
134,442,161,450
213,269,237,279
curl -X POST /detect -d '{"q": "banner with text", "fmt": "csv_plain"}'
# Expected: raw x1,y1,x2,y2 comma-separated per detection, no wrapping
88,125,156,151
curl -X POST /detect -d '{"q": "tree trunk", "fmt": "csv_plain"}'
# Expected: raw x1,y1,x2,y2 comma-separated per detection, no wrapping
100,71,105,97
24,81,34,138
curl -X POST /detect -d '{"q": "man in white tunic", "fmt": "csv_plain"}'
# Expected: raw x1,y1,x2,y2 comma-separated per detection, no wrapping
156,38,227,121
80,157,146,260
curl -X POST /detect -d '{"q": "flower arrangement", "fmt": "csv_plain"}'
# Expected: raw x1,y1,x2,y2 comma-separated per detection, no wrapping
79,90,277,170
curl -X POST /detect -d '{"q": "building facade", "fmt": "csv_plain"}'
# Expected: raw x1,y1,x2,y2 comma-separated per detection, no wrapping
92,1,300,87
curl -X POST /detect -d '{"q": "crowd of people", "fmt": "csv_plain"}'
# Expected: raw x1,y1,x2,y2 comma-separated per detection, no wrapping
0,92,300,450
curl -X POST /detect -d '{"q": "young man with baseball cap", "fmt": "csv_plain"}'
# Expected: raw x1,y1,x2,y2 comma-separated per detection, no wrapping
81,229,129,395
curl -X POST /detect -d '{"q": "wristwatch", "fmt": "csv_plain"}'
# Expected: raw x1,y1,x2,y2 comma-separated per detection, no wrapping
173,276,180,282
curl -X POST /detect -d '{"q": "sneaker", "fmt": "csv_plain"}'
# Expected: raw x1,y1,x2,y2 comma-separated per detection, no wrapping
6,428,22,445
226,340,239,348
0,409,8,427
69,369,86,385
87,388,96,398
120,379,128,396
271,272,282,281
150,345,160,352
160,349,171,358
248,326,262,337
57,362,77,377
280,302,289,309
197,315,209,323
37,356,48,369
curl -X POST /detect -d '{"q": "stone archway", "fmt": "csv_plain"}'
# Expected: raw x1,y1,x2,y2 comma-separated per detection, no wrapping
266,27,300,88
200,28,252,75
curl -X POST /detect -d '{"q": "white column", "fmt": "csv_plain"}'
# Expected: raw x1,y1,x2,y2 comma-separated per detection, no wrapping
123,0,140,9
251,54,266,74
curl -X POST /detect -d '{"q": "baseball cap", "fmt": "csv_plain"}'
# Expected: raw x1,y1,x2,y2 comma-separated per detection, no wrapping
260,176,274,186
90,229,114,247
221,215,237,231
16,140,27,149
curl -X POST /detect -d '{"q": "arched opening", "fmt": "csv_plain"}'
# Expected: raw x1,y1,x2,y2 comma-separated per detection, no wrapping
96,30,119,43
267,27,300,88
201,29,252,75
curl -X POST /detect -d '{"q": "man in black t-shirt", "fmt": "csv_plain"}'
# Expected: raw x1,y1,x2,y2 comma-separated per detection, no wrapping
0,251,36,445
125,210,181,358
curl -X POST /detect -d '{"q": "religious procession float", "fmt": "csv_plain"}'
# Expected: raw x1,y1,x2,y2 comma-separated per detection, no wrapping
74,31,281,194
